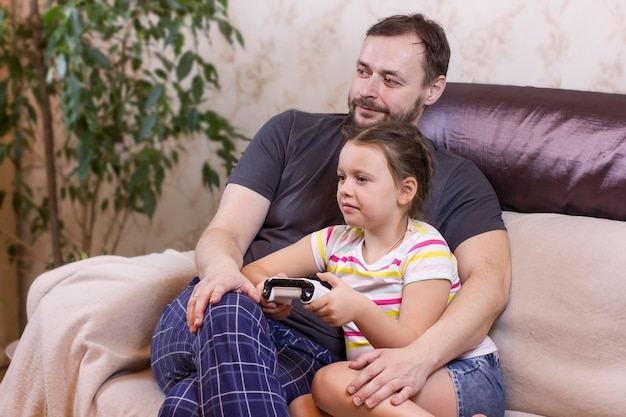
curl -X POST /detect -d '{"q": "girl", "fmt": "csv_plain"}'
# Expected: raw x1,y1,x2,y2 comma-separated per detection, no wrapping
242,121,501,417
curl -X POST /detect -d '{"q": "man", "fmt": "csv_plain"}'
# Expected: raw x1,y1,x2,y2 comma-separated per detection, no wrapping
151,13,510,417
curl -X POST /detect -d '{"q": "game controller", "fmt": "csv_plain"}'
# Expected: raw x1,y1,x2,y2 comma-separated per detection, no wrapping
261,277,331,304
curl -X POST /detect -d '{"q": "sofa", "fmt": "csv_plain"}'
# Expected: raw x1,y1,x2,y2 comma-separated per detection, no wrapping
0,83,624,417
418,83,626,417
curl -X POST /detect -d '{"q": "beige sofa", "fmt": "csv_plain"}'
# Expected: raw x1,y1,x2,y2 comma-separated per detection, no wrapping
1,83,625,417
419,83,626,417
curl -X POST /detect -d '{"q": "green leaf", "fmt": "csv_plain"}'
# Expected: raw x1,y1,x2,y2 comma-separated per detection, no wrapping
42,5,61,27
202,62,219,86
68,8,83,38
191,75,204,102
85,46,111,69
235,29,245,47
202,162,220,190
0,79,8,107
144,84,163,111
155,52,173,72
115,0,131,12
176,50,194,81
155,68,168,80
130,163,148,187
64,74,82,123
142,188,157,218
139,112,158,140
218,21,231,41
56,54,67,78
46,66,56,84
187,108,200,130
76,141,93,182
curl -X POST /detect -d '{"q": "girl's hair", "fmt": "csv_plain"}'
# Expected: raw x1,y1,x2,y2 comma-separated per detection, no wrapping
346,121,433,220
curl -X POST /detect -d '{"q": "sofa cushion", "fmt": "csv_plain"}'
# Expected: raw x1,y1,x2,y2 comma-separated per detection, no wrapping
419,83,626,221
95,368,163,417
494,212,626,417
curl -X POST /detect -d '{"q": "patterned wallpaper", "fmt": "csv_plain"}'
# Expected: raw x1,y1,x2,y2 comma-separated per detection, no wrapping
1,0,623,364
111,0,626,255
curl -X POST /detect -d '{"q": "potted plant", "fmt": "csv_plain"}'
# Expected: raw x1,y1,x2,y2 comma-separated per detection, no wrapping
0,0,246,267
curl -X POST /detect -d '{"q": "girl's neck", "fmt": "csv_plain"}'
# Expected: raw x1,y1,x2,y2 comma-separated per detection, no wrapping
361,218,409,264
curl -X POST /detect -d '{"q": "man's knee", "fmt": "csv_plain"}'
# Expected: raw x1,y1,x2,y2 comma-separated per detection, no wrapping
200,291,267,335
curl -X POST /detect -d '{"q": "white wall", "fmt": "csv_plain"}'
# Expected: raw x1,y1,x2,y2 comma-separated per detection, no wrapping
114,0,626,255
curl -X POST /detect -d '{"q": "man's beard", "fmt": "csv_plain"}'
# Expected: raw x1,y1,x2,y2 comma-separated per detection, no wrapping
342,96,424,138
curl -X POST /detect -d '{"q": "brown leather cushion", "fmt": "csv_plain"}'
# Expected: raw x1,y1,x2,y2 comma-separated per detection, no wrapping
419,83,626,221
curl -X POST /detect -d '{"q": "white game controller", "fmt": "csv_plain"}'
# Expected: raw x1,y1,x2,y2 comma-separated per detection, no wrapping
261,277,331,304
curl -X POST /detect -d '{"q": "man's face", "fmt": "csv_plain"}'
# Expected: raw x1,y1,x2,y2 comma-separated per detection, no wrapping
348,34,430,127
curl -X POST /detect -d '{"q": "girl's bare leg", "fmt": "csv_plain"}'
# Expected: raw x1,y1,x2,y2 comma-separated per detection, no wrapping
288,394,332,417
311,362,457,417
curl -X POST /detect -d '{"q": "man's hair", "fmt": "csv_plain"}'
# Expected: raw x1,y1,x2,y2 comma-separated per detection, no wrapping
346,121,433,220
366,14,450,85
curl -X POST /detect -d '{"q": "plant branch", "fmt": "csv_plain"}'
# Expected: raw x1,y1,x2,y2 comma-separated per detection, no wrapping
85,175,102,255
0,227,49,265
30,0,62,266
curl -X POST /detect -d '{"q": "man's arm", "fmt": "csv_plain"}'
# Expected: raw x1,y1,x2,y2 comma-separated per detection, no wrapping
346,229,511,408
186,183,271,333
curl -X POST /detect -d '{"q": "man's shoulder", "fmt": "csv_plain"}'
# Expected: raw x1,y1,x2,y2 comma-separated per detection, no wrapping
260,110,348,148
272,109,348,128
430,140,472,166
425,138,504,251
429,139,482,182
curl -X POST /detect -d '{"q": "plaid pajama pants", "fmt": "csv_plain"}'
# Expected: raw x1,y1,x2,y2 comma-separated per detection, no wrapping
151,278,339,417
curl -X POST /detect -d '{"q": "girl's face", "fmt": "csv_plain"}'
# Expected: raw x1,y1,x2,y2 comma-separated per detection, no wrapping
336,142,403,231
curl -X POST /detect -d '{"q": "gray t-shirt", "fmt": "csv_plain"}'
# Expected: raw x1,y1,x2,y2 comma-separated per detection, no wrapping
228,109,504,358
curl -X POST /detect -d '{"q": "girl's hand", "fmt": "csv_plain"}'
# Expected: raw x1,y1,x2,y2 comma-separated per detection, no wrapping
257,276,293,320
303,272,366,326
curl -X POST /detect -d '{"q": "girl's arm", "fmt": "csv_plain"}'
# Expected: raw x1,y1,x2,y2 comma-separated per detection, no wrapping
241,234,319,285
354,278,451,349
307,273,451,349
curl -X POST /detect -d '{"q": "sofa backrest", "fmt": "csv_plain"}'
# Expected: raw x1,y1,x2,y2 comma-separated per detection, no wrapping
420,84,626,416
418,83,626,221
499,211,626,417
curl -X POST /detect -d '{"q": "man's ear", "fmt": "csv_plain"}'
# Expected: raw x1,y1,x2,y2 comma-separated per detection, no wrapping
398,177,418,206
424,75,446,106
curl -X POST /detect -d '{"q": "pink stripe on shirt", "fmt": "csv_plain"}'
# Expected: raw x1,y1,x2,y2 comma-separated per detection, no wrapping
407,239,447,253
374,298,402,306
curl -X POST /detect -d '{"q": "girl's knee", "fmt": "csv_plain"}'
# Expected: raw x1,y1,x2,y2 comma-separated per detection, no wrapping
312,362,353,411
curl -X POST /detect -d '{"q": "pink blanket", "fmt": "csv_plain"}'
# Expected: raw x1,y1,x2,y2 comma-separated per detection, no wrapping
0,249,196,416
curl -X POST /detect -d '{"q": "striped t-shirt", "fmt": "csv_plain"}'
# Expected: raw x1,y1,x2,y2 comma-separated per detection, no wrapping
311,218,495,360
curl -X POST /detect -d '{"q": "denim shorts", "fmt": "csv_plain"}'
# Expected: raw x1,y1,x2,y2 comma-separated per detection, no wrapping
445,353,505,417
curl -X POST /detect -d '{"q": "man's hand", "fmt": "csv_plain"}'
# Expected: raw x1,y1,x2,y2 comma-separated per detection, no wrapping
347,345,430,408
186,267,260,334
189,184,271,334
